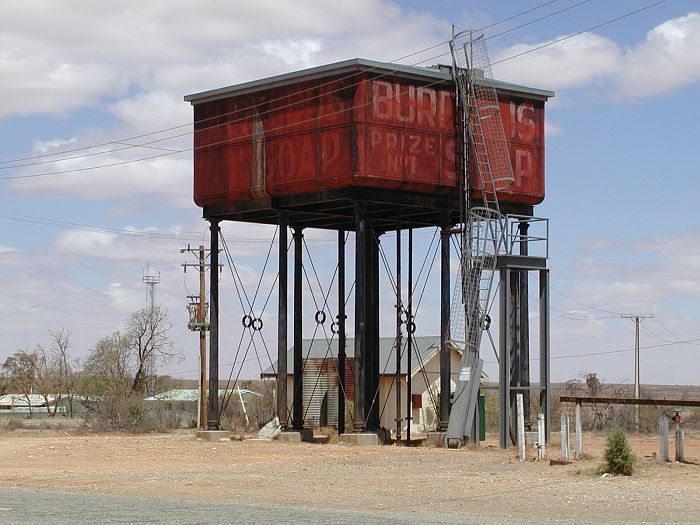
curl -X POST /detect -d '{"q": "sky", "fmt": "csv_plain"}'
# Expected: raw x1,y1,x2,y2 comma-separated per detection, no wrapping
1,0,699,388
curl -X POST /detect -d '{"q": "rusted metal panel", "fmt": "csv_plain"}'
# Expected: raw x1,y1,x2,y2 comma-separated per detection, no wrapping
192,65,547,208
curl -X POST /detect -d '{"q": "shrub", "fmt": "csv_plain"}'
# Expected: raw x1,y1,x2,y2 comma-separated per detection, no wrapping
603,428,635,476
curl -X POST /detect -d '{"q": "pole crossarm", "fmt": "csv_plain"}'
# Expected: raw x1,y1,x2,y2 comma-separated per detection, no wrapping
560,396,700,407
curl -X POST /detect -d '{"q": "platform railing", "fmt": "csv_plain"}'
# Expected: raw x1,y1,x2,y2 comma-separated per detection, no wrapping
504,215,549,259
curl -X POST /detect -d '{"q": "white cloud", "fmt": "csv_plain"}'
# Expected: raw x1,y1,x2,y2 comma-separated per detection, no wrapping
544,120,562,136
251,39,323,69
492,12,700,99
2,0,447,206
492,32,621,91
614,12,700,98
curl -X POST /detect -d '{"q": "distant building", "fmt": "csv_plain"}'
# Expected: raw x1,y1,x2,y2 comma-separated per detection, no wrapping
261,336,466,433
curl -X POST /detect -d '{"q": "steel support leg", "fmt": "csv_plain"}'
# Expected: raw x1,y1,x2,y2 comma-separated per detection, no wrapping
277,215,288,429
368,230,380,430
406,228,413,440
519,222,531,423
499,267,511,448
292,227,304,431
353,206,367,431
539,269,551,442
395,226,402,440
337,230,346,434
439,220,451,430
207,219,220,430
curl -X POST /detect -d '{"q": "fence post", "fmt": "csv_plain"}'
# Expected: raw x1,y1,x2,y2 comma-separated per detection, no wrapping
517,394,525,461
574,402,582,459
537,413,546,459
675,430,685,463
659,416,669,462
560,414,569,461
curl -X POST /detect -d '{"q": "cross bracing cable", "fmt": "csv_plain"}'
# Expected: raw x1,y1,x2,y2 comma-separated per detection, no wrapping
217,230,279,420
0,0,571,167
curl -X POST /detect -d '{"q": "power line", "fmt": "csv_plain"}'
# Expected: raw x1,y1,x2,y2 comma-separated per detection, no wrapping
491,0,670,67
0,211,335,242
0,0,570,168
482,335,700,365
0,0,665,182
0,1,606,176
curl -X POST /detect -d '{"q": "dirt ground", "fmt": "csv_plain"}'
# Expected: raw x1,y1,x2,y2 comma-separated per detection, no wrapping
1,429,698,523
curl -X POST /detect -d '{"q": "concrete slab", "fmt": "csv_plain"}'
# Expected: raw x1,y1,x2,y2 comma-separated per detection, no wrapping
426,431,447,448
277,432,302,443
196,430,231,442
277,429,314,443
339,433,379,446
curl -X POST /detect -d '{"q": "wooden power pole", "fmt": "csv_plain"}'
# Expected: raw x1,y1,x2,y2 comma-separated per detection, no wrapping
182,244,214,430
621,313,653,431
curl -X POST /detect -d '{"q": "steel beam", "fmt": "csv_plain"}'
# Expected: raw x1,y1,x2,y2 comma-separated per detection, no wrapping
207,219,220,430
353,205,367,431
406,228,413,441
499,267,511,448
337,230,346,434
395,225,402,440
277,214,288,429
292,226,304,431
539,269,551,442
368,230,381,430
519,222,531,423
439,219,451,430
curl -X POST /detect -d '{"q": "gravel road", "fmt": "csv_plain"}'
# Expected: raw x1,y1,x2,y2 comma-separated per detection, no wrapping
1,430,697,524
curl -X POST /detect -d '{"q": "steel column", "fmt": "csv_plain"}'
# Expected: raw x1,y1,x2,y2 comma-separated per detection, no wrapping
509,270,519,434
499,267,511,448
337,230,346,434
207,219,220,430
519,222,531,423
277,215,288,429
395,226,402,440
292,227,304,431
439,220,451,430
368,231,380,430
406,228,413,441
539,269,551,442
353,206,367,431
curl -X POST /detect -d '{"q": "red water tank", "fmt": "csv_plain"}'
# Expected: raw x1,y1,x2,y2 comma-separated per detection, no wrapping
185,59,553,209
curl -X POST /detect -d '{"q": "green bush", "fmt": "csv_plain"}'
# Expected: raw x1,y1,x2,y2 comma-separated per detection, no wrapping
603,428,635,476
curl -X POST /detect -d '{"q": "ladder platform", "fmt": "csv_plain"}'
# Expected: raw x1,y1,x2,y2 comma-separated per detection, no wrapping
496,255,547,270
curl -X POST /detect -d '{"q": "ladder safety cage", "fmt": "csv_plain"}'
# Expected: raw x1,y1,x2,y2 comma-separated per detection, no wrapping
446,30,515,444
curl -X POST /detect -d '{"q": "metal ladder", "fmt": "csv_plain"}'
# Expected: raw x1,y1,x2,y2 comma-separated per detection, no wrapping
446,31,514,445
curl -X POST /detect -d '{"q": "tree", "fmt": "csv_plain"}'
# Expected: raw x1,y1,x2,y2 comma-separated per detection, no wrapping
3,349,40,415
33,345,61,416
79,332,141,429
127,305,176,394
50,327,77,417
603,428,635,476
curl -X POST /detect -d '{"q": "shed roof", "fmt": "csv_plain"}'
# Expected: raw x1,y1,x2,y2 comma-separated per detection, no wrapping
261,336,461,377
0,394,53,407
144,388,260,402
184,58,554,105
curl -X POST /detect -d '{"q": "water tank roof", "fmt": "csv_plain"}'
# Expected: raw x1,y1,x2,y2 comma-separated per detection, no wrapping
184,58,554,104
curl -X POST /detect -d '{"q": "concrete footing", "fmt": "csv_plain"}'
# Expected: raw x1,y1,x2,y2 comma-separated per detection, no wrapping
277,429,314,443
339,433,379,446
196,430,231,442
426,431,447,448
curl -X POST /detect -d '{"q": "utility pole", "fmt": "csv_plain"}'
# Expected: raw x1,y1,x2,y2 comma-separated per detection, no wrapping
182,244,217,430
621,313,653,431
